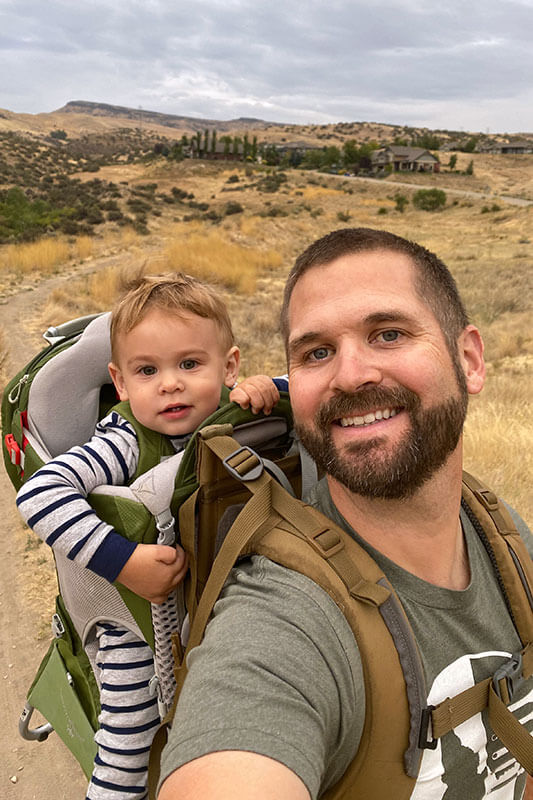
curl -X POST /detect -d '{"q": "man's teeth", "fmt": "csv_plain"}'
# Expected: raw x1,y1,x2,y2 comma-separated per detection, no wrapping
340,408,397,427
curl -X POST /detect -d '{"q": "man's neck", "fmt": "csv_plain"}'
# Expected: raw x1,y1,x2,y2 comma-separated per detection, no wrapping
327,453,470,590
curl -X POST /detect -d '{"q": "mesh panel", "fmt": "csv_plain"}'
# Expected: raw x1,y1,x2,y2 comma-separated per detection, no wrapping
55,551,145,676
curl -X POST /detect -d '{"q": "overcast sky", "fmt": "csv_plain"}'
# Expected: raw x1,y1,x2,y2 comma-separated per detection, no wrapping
2,0,533,134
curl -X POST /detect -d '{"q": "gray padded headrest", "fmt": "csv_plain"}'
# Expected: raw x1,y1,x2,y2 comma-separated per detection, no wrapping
27,312,114,458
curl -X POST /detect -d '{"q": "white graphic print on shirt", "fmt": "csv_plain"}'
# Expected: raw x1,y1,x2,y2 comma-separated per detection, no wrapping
412,651,532,799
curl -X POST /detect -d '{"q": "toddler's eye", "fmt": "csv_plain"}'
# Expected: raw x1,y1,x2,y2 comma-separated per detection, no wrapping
180,359,198,370
140,365,157,376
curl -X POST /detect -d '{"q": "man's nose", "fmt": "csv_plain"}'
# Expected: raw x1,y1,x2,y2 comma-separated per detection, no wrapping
329,346,383,394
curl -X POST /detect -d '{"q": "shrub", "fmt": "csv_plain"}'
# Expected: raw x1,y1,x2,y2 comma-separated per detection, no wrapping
257,172,287,193
412,188,446,211
394,194,409,213
337,211,351,222
224,201,244,216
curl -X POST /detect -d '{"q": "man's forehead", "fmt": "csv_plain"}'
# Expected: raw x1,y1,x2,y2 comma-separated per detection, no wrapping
290,250,417,308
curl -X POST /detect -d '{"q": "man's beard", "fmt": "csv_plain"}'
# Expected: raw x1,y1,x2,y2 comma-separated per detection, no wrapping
295,380,468,500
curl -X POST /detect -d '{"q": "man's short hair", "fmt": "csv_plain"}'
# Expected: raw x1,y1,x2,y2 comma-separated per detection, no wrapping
280,228,469,354
110,271,234,361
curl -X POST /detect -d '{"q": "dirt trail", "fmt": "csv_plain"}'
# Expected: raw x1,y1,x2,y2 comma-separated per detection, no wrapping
0,267,105,799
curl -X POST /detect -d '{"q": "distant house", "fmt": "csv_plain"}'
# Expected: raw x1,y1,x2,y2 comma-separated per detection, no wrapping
371,146,440,173
498,140,533,155
274,141,322,155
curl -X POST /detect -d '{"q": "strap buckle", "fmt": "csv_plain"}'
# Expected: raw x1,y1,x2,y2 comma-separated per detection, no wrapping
418,705,438,750
492,652,523,703
223,446,264,481
4,434,24,467
51,613,65,638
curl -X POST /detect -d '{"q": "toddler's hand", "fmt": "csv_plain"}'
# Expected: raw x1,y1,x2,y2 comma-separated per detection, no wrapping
229,375,280,415
116,543,188,604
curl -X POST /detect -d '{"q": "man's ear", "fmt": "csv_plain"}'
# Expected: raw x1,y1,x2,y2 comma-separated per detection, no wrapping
223,346,240,388
108,362,129,401
458,325,485,395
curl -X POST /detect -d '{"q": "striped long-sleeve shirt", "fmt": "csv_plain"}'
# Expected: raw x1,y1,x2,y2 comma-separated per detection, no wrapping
17,411,150,582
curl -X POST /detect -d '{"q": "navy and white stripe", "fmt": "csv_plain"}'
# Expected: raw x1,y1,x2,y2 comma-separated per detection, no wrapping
16,411,140,581
86,624,159,800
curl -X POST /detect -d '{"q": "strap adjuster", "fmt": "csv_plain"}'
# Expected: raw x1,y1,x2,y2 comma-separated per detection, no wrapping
223,446,264,481
493,652,523,703
474,488,499,512
308,527,344,559
418,706,438,749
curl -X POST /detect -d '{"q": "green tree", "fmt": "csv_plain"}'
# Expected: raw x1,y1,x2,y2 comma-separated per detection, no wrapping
221,135,232,155
462,137,478,153
262,144,280,166
211,129,217,154
323,145,342,170
412,188,446,211
448,154,457,170
411,133,441,150
465,160,474,176
301,149,326,170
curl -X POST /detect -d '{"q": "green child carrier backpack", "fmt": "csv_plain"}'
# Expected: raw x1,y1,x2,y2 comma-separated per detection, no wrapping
3,313,533,797
1,311,299,779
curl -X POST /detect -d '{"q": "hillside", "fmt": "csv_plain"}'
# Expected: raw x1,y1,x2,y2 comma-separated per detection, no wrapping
1,99,528,148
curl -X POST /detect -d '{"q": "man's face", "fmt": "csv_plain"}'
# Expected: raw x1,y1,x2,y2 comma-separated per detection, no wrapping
287,250,480,499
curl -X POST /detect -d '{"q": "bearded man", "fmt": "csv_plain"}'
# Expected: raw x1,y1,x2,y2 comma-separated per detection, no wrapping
159,228,533,800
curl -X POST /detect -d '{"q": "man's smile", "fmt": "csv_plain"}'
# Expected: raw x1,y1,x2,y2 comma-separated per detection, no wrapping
338,407,401,428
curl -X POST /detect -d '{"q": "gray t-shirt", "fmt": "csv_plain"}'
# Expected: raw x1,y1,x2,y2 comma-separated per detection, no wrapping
159,479,533,798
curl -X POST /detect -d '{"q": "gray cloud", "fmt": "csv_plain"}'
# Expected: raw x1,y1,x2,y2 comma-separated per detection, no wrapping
1,0,532,131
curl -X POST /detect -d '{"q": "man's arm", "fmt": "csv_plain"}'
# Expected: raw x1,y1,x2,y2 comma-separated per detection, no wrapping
158,751,310,800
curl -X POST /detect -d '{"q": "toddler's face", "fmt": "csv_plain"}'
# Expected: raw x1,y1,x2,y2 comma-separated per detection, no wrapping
108,308,239,437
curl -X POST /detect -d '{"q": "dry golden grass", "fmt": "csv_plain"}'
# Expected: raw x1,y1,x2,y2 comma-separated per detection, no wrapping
73,235,94,261
0,238,70,275
464,371,532,523
162,226,283,293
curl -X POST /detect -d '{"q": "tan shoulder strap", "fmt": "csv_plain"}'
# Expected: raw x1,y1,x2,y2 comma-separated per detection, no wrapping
428,472,533,773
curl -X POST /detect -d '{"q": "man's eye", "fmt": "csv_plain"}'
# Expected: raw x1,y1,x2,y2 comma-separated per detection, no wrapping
140,365,157,376
379,330,401,343
309,347,330,361
180,359,198,370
